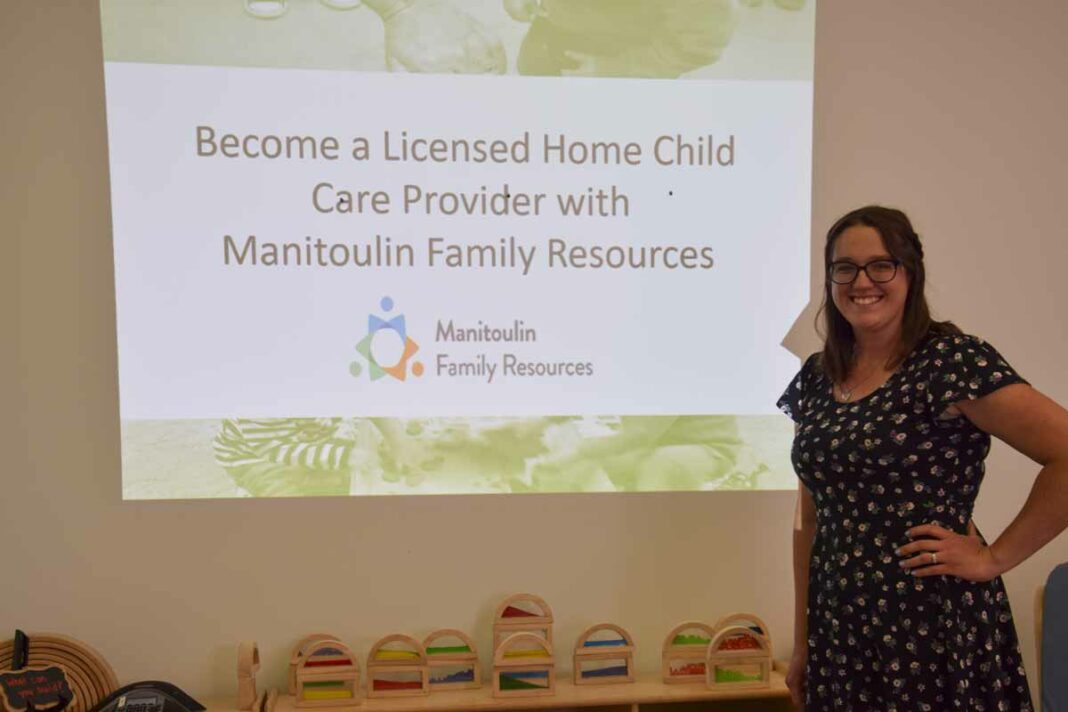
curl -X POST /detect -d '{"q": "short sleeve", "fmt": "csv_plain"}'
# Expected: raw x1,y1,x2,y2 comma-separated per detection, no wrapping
925,334,1029,411
777,354,818,423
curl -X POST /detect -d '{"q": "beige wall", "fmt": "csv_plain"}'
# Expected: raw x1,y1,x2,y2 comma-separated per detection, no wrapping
3,0,1067,702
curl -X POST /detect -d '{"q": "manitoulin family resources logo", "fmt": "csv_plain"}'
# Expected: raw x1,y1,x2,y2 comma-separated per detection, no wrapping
349,296,424,381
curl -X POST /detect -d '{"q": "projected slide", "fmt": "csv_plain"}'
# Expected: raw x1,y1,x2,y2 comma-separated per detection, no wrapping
100,0,814,499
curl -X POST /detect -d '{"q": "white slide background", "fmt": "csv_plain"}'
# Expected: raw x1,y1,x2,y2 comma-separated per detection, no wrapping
105,63,811,420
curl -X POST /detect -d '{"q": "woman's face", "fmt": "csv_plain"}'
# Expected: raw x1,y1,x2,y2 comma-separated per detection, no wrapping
830,225,909,337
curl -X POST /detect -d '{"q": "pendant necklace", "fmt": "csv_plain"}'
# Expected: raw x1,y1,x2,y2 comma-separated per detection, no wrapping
837,364,883,402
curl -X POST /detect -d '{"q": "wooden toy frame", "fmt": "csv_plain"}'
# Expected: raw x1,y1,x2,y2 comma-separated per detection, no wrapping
492,594,554,650
573,624,635,686
492,633,555,698
661,622,717,684
366,635,429,699
422,630,481,691
705,626,771,690
237,641,260,711
289,634,342,696
711,614,773,660
294,640,360,708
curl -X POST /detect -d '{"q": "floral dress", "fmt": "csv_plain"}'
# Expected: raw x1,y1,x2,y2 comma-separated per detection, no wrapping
777,333,1033,711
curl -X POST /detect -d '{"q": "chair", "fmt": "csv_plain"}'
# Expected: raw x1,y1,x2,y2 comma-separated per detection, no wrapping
1036,584,1044,709
1041,563,1068,712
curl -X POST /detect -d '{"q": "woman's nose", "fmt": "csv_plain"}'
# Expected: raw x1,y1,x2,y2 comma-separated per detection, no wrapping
852,267,875,288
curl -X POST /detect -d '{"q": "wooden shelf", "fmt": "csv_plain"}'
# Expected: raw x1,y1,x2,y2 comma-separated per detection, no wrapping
210,666,789,712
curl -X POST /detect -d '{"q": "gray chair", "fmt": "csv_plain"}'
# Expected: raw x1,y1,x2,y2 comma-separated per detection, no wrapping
1041,563,1068,711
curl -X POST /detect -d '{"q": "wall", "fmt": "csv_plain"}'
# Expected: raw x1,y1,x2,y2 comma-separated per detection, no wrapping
3,0,1067,703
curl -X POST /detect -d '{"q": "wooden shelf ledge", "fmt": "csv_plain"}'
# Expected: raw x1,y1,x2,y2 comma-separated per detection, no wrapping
211,666,789,712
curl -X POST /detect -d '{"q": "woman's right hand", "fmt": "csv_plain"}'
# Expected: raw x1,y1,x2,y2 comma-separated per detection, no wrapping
786,646,806,710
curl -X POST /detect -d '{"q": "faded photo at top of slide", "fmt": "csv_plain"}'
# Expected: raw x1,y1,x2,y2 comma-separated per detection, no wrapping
100,0,814,80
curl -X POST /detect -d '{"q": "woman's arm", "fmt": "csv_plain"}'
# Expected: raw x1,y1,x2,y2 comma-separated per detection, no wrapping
899,383,1068,579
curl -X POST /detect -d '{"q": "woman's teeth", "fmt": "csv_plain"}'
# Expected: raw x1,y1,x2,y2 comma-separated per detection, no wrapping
851,295,883,305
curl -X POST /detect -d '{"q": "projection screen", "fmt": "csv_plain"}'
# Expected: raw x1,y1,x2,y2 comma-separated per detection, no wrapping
99,0,815,499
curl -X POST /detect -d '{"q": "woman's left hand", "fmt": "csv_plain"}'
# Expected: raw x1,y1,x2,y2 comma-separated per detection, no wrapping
896,521,1003,582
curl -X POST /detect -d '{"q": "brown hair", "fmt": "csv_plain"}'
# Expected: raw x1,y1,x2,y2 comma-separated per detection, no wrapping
818,205,960,383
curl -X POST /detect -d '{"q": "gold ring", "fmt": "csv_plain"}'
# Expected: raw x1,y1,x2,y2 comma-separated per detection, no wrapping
930,552,937,565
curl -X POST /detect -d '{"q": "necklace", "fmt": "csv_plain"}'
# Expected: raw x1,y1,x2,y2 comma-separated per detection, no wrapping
836,363,885,402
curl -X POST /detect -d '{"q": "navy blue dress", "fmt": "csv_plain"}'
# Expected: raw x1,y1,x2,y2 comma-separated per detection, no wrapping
778,333,1033,711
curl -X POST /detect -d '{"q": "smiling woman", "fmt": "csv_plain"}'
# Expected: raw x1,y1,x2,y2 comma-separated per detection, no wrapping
777,205,1068,711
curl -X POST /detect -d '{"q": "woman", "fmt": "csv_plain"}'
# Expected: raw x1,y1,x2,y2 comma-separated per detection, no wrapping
778,205,1068,710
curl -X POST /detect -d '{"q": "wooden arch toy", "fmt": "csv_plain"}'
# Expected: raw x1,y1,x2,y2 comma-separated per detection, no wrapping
422,629,481,691
492,632,555,698
705,625,771,689
366,634,429,698
294,639,360,708
573,624,635,685
288,634,341,696
712,613,773,659
493,593,554,650
236,641,260,710
661,621,717,684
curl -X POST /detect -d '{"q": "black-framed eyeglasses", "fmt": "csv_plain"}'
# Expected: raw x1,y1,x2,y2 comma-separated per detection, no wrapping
828,258,901,285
